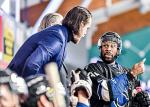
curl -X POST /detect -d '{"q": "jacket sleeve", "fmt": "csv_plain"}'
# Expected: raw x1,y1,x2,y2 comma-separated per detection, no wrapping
22,36,62,77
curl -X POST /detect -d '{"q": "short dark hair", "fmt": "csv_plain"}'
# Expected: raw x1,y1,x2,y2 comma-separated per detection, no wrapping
62,6,92,35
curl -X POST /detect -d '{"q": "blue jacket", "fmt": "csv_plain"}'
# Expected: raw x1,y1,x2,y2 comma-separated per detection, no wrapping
8,25,71,78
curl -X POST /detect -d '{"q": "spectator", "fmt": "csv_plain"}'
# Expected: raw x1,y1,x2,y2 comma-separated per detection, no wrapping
38,13,63,32
0,69,28,107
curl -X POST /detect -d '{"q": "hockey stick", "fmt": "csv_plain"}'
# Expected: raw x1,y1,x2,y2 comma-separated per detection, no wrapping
45,62,66,107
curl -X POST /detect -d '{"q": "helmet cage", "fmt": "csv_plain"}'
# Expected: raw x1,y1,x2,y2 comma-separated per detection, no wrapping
97,32,122,55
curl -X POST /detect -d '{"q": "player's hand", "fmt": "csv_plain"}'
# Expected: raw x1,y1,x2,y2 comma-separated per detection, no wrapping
131,58,146,77
77,90,90,106
71,69,92,99
37,95,54,107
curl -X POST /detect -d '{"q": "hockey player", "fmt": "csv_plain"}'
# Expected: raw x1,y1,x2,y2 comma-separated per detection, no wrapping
84,31,150,107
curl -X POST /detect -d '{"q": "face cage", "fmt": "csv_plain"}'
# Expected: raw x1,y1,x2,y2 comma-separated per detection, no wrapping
97,35,122,54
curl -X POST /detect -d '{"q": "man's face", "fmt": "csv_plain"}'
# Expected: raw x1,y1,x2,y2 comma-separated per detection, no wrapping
0,84,20,107
100,41,118,63
73,17,92,44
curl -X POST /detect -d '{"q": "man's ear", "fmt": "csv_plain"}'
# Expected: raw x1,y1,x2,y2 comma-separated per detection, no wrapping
117,50,120,56
81,21,85,26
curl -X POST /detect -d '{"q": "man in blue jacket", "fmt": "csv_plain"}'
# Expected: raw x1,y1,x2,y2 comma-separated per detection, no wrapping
8,6,92,78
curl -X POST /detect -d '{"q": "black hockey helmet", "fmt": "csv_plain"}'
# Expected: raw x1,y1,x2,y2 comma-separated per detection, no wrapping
97,31,122,55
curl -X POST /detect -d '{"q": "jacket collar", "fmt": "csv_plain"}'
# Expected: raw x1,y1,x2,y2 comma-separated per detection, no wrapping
63,25,73,42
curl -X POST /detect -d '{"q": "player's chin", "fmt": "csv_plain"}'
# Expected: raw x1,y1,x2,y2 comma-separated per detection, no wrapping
72,38,81,44
104,56,113,61
104,55,112,59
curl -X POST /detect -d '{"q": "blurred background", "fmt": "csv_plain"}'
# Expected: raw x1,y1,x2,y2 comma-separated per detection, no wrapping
0,0,150,92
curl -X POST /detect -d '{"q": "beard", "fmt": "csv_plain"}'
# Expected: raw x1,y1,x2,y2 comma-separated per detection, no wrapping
100,52,117,64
